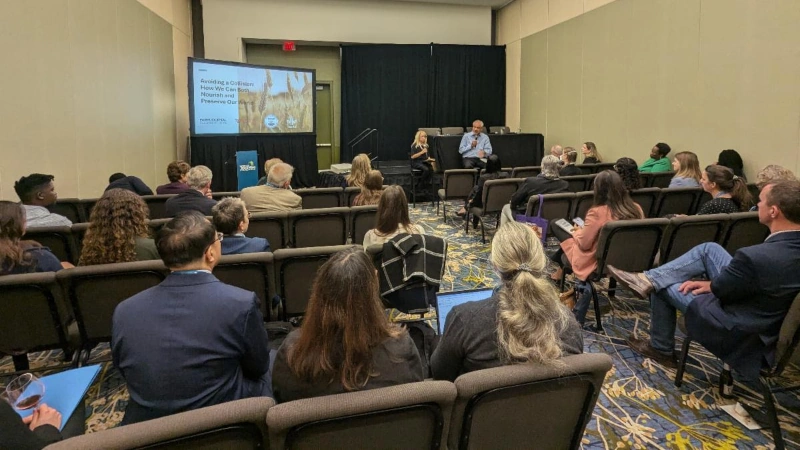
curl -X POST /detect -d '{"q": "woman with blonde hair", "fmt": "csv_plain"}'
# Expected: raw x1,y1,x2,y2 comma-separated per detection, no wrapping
272,246,423,402
347,153,372,188
669,151,702,188
581,142,602,164
78,189,159,265
410,130,434,186
431,221,583,380
352,170,384,206
363,186,420,247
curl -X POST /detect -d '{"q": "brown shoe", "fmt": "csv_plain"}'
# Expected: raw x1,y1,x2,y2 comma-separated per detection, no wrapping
559,288,575,310
626,336,677,369
607,265,654,299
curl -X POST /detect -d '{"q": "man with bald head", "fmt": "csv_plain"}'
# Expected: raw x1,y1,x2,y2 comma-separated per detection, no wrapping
550,145,563,158
458,120,493,169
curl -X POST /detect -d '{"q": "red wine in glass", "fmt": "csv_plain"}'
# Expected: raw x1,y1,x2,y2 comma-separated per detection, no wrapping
15,394,42,410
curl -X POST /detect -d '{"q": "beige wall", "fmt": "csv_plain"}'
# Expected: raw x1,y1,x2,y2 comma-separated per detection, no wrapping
502,0,800,179
138,0,193,161
203,0,492,62
0,0,177,200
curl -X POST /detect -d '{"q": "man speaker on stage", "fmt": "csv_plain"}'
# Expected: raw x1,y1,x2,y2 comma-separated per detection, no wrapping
458,120,493,169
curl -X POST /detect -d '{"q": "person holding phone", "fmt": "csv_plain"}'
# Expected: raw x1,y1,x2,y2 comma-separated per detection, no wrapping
458,120,493,169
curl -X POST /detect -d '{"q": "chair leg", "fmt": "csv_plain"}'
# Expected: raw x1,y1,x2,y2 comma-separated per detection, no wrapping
719,364,734,399
591,283,603,332
464,211,469,234
761,377,785,450
608,278,617,299
675,337,692,387
411,176,417,208
480,217,486,244
12,354,29,371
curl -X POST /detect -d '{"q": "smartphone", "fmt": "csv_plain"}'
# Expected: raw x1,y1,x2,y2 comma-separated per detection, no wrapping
573,217,585,228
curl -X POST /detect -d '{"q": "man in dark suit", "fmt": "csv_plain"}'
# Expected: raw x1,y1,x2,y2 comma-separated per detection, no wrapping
164,165,217,217
500,155,570,226
212,197,270,255
112,212,271,424
608,181,800,377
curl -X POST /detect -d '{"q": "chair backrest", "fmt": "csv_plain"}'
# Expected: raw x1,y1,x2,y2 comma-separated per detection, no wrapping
629,188,661,218
147,218,172,234
572,192,594,219
746,183,760,201
80,198,100,221
653,187,701,217
267,380,456,450
143,195,177,220
49,199,85,223
288,207,349,248
213,253,274,321
71,222,89,259
57,260,168,347
419,127,441,137
592,162,616,173
443,169,478,199
595,218,669,276
47,397,275,450
449,353,612,450
562,175,595,193
489,126,509,134
295,187,343,209
211,191,241,200
720,211,770,255
344,186,361,206
480,179,522,214
0,272,71,356
23,226,77,264
350,205,378,245
695,191,712,212
441,127,464,135
639,172,653,188
660,214,729,265
650,171,676,188
525,193,576,224
465,125,487,134
246,212,287,251
273,245,353,319
771,292,800,378
510,166,541,178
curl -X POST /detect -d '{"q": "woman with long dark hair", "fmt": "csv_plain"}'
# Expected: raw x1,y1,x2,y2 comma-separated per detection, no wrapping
696,165,752,214
0,201,63,275
614,157,642,191
363,186,420,247
272,247,423,402
716,149,745,180
550,171,643,324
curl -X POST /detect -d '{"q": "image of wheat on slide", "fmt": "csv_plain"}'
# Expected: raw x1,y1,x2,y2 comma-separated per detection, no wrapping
238,71,313,133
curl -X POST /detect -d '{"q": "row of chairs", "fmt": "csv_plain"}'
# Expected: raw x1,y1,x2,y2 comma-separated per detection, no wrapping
0,247,354,370
24,206,379,264
47,353,613,450
49,187,369,222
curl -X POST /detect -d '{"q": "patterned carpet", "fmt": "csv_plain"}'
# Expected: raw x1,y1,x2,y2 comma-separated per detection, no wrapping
2,199,799,448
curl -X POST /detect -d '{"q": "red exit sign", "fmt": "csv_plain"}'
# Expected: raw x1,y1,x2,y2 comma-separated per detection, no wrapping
283,41,296,52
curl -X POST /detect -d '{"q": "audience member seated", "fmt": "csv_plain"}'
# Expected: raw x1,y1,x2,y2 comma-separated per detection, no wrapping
550,144,563,159
0,201,64,275
240,163,302,213
456,154,508,219
13,173,72,228
105,172,153,196
549,171,643,324
431,222,583,381
669,151,702,188
614,157,642,191
559,148,582,176
756,164,796,189
112,212,271,424
717,149,746,180
410,130,434,186
458,120,493,169
78,189,159,265
363,186,420,247
352,170,384,207
0,401,63,449
156,160,191,195
347,153,372,188
164,165,217,217
581,141,602,164
638,143,671,173
272,247,423,402
500,155,568,226
696,165,751,214
212,197,270,254
256,158,283,186
609,181,800,376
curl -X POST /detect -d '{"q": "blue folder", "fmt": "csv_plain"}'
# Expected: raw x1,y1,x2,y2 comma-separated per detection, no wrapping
14,365,101,430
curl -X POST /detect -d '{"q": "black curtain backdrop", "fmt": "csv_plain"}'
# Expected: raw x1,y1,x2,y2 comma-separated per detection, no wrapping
341,44,505,163
430,44,505,129
341,45,431,163
190,135,318,192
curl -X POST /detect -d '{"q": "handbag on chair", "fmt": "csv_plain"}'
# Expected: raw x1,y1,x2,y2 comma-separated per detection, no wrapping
515,194,548,242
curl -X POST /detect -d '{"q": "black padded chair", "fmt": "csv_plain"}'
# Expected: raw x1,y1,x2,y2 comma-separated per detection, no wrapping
211,191,241,200
437,169,478,221
288,207,348,248
629,188,661,218
143,195,176,220
246,212,287,251
653,188,701,217
524,193,575,221
213,253,275,321
295,187,343,209
49,199,85,223
562,175,595,193
659,214,728,265
23,226,78,264
650,171,676,188
719,211,770,255
344,186,361,206
350,205,378,245
572,191,594,219
510,166,541,179
466,178,522,244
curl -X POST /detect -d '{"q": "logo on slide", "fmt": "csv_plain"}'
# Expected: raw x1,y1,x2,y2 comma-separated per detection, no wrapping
264,115,279,129
239,161,257,172
287,116,297,129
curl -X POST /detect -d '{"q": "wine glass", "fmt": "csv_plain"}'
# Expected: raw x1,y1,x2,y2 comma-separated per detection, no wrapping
5,373,45,411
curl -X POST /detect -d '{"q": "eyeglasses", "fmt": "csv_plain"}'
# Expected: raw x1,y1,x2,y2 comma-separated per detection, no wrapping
204,232,223,253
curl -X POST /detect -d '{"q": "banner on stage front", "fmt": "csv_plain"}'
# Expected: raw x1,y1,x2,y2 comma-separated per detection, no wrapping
236,151,259,190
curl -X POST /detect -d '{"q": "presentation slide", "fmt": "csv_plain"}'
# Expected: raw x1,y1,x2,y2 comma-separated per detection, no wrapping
189,58,315,135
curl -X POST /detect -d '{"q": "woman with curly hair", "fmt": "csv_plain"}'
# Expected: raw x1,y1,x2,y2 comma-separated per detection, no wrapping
78,189,159,266
0,201,64,275
614,157,642,191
